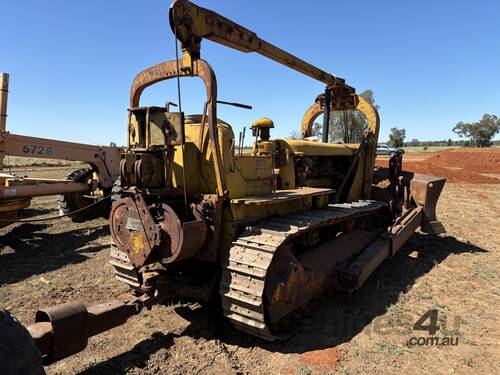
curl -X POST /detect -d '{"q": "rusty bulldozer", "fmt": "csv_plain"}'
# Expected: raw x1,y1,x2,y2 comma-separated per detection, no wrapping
0,1,446,372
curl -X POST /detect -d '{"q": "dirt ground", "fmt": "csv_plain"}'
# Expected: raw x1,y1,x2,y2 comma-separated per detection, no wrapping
376,148,500,184
1,151,499,375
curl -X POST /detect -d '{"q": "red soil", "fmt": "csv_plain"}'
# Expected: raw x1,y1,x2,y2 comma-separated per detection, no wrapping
376,148,500,184
300,347,341,373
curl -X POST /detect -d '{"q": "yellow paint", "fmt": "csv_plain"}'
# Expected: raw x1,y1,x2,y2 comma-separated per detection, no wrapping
130,231,146,254
285,140,358,156
251,118,274,128
171,115,273,199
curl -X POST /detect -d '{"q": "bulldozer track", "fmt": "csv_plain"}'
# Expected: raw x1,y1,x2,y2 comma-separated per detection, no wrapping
109,244,142,289
219,200,386,341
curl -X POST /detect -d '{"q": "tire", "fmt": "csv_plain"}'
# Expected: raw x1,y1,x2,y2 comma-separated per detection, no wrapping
0,307,45,375
58,168,111,223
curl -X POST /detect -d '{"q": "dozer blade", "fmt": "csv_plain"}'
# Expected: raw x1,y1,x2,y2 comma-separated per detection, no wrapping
409,173,446,234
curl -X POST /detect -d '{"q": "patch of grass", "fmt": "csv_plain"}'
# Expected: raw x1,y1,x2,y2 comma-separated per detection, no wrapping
337,368,353,375
403,146,460,153
478,267,496,281
298,365,313,375
463,357,476,368
2,156,81,167
418,292,433,301
375,341,405,356
386,302,403,314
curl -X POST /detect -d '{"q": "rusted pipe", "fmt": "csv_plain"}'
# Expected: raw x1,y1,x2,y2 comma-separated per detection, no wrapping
27,299,140,364
0,181,86,199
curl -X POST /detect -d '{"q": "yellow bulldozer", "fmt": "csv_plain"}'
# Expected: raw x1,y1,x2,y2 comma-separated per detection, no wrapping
0,0,445,371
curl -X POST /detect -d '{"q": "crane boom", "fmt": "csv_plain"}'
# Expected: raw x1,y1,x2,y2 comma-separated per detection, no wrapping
169,0,349,88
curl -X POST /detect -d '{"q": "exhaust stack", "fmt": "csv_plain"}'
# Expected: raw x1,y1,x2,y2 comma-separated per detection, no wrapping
0,73,8,131
0,73,9,168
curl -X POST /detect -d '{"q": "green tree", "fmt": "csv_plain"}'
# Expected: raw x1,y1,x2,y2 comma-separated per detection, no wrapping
452,114,500,147
409,138,419,147
311,122,322,138
447,138,452,146
388,127,406,148
287,131,301,140
328,89,378,143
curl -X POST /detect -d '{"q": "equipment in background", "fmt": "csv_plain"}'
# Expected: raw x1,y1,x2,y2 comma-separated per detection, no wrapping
0,73,122,226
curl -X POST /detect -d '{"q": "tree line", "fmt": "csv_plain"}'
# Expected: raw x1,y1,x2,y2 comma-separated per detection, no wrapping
388,114,500,148
291,89,500,148
404,138,500,148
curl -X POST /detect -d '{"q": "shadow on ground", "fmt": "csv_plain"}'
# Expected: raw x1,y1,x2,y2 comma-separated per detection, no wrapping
0,222,109,285
79,233,487,374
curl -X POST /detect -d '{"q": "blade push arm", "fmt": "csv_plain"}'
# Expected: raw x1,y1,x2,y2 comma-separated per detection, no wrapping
169,0,349,88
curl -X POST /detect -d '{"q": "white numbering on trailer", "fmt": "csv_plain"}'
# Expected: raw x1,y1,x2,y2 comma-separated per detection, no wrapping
22,145,54,155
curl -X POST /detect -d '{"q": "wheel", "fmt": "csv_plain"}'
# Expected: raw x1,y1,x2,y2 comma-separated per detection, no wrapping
58,168,111,223
0,307,45,375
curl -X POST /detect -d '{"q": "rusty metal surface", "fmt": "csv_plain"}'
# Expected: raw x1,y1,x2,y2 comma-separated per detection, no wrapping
156,202,208,264
337,238,391,291
86,300,138,338
129,58,226,198
390,206,423,254
196,194,223,262
0,180,86,200
34,301,88,362
110,193,208,268
0,196,31,213
109,244,143,289
409,173,446,234
373,165,446,236
26,322,52,360
0,73,9,141
219,200,386,340
109,194,159,268
28,298,141,363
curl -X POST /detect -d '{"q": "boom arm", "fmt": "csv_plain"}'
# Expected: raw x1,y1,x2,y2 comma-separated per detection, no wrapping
169,0,351,89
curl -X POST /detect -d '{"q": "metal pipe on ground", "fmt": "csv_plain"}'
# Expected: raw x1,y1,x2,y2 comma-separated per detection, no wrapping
0,181,86,199
27,299,140,364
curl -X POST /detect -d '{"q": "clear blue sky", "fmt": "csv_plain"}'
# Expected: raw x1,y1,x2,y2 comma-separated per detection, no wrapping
2,0,499,145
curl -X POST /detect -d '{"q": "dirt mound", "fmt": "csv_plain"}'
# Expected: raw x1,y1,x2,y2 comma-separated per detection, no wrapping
427,148,500,173
376,148,500,184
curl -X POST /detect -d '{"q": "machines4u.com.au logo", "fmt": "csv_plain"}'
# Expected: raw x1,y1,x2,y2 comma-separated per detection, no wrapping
407,309,460,347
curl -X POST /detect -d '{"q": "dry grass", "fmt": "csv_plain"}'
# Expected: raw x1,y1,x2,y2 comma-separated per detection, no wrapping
2,156,82,168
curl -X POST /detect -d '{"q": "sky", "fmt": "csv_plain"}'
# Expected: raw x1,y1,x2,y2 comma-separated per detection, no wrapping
1,0,499,146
